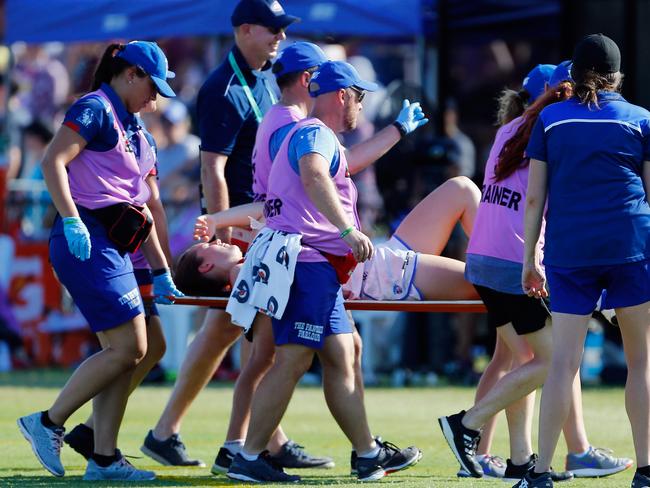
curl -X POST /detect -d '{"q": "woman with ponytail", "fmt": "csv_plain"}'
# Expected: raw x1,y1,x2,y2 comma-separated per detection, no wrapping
17,41,182,482
520,34,650,488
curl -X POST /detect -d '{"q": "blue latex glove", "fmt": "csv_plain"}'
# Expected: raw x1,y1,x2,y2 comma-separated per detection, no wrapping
394,99,429,135
62,217,91,261
153,269,184,304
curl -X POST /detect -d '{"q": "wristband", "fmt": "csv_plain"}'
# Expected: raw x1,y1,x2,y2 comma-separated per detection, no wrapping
339,226,355,239
152,268,169,277
392,121,408,138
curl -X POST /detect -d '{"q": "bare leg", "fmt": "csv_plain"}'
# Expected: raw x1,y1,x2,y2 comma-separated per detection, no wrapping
244,344,314,454
413,254,479,300
352,325,364,402
463,322,552,465
152,309,241,439
85,315,166,429
617,302,650,467
561,372,590,454
534,312,590,474
393,176,480,255
319,333,374,453
474,335,513,456
47,315,148,426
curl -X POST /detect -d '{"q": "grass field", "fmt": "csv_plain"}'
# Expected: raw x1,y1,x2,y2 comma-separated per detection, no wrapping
0,371,636,487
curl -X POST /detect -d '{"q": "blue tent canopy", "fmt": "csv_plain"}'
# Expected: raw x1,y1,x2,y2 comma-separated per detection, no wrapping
5,0,425,44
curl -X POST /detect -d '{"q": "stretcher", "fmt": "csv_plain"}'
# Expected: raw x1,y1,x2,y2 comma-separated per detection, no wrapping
170,296,486,313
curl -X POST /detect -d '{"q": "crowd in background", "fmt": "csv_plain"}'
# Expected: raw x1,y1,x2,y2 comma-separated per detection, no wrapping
0,34,623,387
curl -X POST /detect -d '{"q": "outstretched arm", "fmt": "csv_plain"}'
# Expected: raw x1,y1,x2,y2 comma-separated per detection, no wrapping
194,202,264,242
346,99,428,174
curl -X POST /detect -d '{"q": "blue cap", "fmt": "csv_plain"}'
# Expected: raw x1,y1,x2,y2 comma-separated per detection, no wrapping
231,0,300,29
522,64,555,102
117,41,176,98
549,60,573,88
308,61,378,98
272,42,328,78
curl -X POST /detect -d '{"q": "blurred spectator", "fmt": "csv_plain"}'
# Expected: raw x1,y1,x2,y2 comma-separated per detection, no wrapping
156,100,200,201
13,44,70,121
443,98,476,178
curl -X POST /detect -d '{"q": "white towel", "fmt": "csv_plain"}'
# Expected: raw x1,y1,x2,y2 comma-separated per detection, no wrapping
226,227,302,331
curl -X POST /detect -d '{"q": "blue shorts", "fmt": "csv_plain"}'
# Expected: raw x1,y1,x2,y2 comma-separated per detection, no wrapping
272,262,352,349
133,268,159,319
50,210,144,333
546,259,650,315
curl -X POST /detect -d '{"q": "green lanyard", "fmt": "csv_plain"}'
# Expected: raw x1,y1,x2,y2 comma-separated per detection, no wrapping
228,51,277,123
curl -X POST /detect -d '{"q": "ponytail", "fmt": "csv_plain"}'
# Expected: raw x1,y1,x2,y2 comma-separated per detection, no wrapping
90,43,147,92
572,68,623,108
494,81,573,182
495,88,529,127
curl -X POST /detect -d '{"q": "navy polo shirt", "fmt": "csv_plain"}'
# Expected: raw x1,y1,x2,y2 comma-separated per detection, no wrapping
527,91,650,267
63,83,143,159
197,46,279,206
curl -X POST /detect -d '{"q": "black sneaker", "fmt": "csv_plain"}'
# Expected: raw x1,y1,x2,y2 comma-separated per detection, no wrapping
356,439,422,482
350,436,383,475
512,468,554,488
211,447,234,475
140,430,205,467
63,423,94,460
504,454,573,483
227,452,301,483
632,471,650,488
268,440,335,469
438,410,483,477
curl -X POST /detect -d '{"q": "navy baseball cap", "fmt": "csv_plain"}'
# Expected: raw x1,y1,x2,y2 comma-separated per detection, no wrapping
308,61,378,98
572,33,620,75
549,60,573,88
522,64,555,102
231,0,300,29
117,41,176,98
272,42,328,78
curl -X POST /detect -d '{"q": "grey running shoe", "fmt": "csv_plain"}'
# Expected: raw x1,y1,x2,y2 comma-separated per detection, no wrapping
211,447,235,474
632,471,650,488
227,452,301,483
83,455,156,481
17,412,65,477
63,423,94,460
140,430,205,467
512,468,554,488
438,410,483,477
356,439,422,482
566,446,633,477
269,440,335,469
457,454,506,478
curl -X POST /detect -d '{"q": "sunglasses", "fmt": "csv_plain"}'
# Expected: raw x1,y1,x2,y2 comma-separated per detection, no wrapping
349,86,366,103
264,25,285,35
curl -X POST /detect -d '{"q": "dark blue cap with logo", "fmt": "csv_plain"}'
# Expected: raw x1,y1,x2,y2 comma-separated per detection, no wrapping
549,60,573,88
272,42,328,78
308,61,378,98
117,41,176,98
522,64,555,103
231,0,300,29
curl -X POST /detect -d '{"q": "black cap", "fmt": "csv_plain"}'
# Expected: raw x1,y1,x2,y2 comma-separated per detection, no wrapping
231,0,300,29
571,33,621,75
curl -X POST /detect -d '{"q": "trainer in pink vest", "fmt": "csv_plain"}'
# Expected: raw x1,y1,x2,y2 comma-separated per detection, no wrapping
265,117,360,262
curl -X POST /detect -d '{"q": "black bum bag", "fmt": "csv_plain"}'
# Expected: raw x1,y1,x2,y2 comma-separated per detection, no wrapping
86,203,153,254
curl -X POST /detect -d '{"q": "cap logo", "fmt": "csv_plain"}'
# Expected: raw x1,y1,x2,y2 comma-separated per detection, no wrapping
309,81,320,93
269,0,285,14
523,76,530,85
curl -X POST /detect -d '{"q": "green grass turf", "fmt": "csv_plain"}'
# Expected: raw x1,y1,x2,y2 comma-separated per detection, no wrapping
0,371,635,487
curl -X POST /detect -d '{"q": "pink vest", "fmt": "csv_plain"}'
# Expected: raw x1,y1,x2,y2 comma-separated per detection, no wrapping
265,117,360,262
67,89,154,210
467,117,545,263
252,104,303,200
